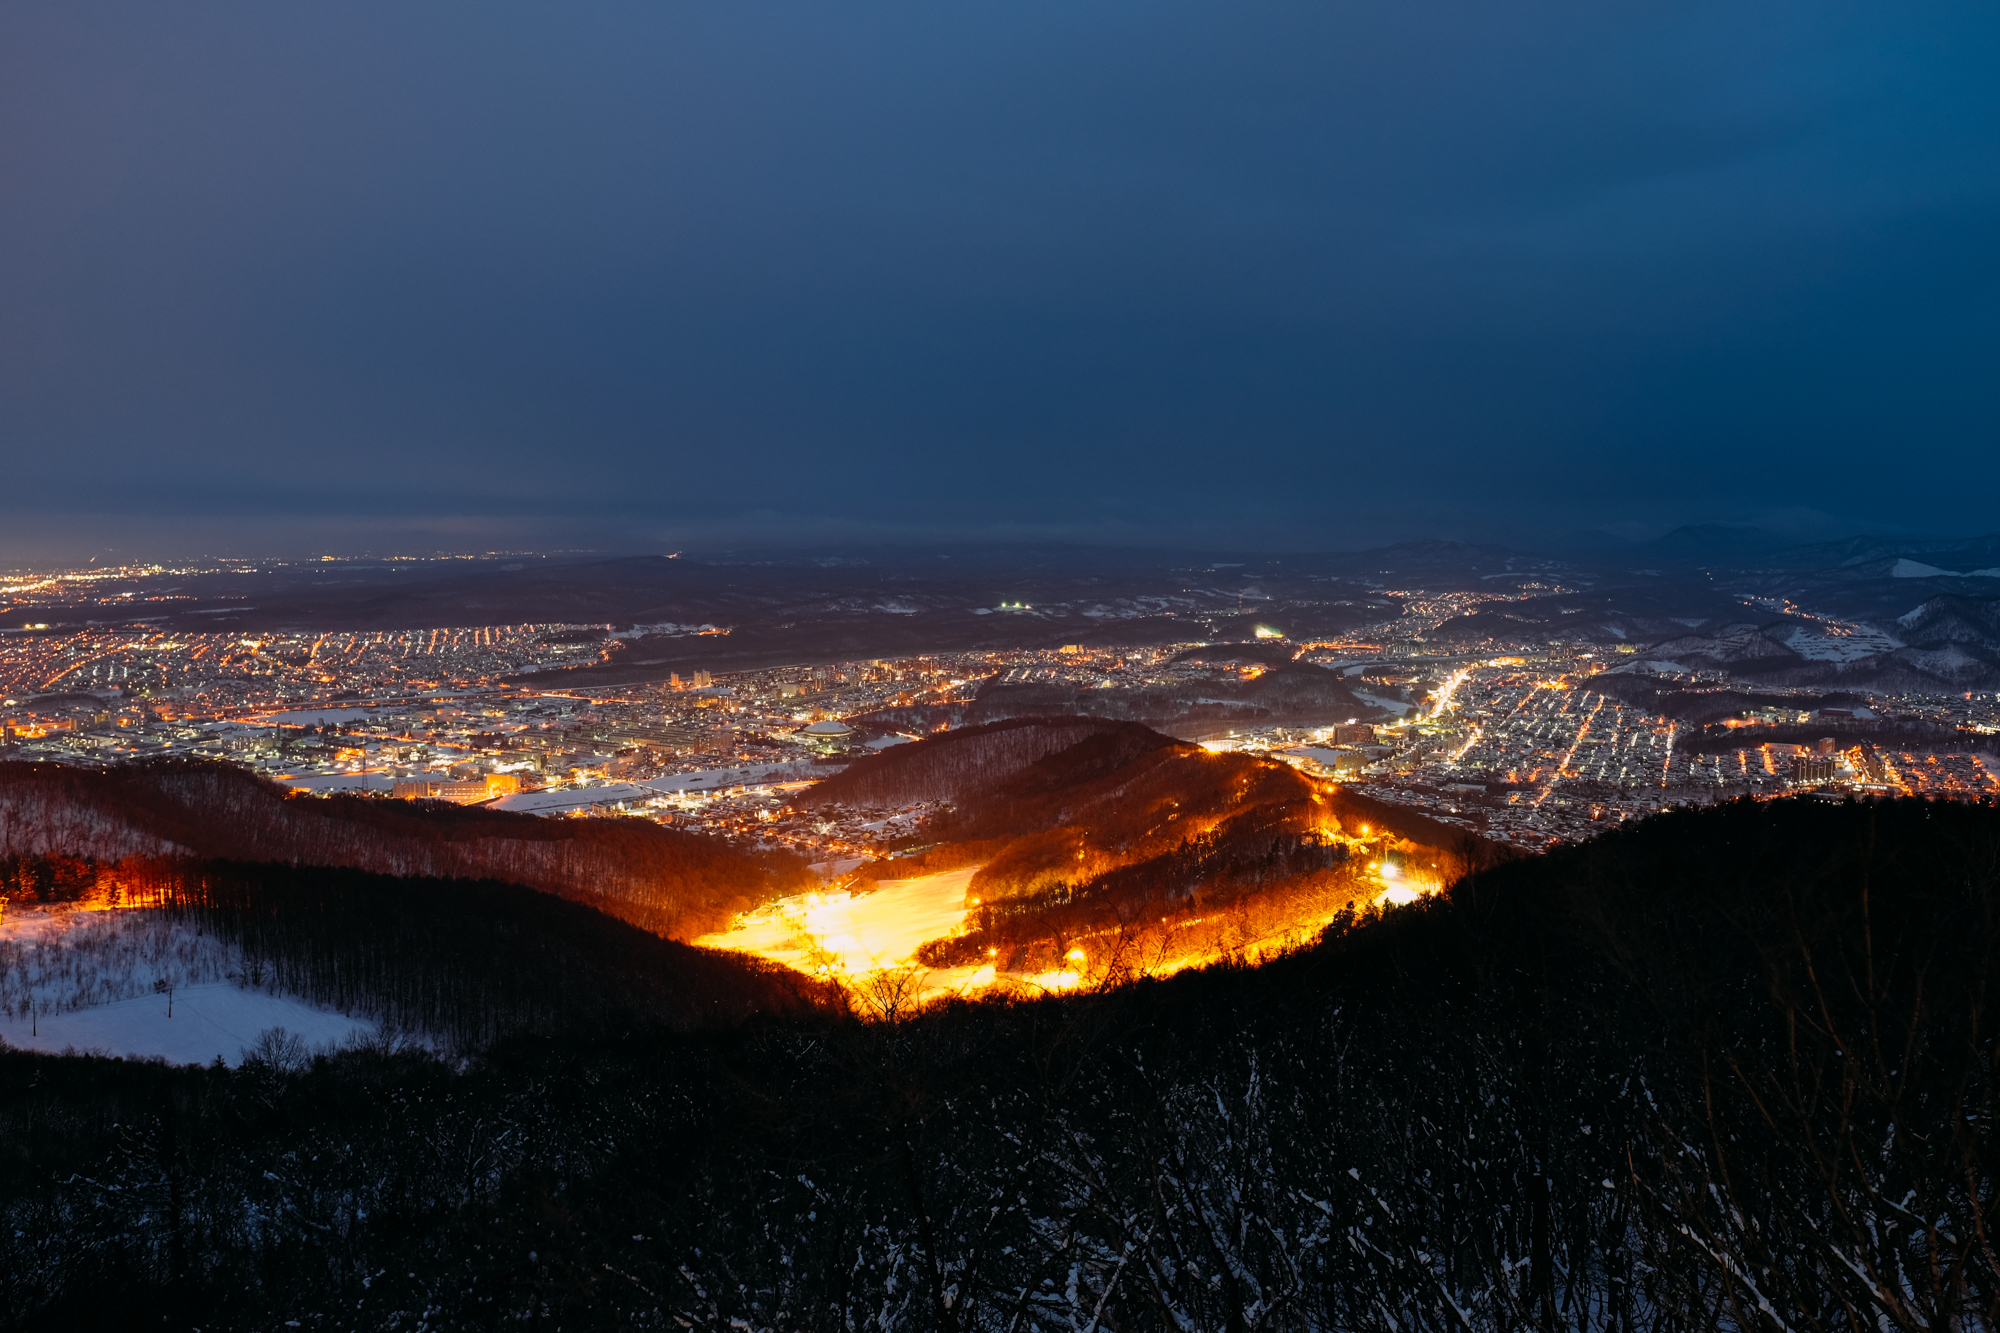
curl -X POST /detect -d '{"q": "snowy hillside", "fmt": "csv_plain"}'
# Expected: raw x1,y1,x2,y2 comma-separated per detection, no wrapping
0,983,374,1066
0,906,378,1065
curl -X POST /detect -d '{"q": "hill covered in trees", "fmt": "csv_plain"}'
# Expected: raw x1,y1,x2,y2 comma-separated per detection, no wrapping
797,716,1132,809
799,717,1499,976
0,760,806,937
2,795,1994,1329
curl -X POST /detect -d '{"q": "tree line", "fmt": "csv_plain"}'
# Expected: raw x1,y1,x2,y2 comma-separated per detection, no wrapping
0,759,810,937
801,716,1133,809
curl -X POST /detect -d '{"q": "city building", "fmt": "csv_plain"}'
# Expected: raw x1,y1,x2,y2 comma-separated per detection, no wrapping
391,773,520,804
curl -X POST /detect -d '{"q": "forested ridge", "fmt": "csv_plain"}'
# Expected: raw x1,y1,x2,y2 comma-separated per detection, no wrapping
3,795,1996,1330
798,716,1136,809
1,858,832,1049
0,760,806,937
814,719,1506,974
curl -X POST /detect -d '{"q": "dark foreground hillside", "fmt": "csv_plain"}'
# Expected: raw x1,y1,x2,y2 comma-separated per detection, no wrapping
0,760,807,937
3,796,1997,1331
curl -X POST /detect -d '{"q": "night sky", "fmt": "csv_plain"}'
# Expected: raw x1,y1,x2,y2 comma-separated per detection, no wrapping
3,1,1996,560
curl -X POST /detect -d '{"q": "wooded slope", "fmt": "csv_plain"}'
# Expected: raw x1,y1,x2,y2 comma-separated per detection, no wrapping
795,716,1131,809
0,761,803,938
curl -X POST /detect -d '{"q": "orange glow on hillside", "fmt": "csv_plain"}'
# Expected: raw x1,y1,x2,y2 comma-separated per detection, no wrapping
698,813,1449,1017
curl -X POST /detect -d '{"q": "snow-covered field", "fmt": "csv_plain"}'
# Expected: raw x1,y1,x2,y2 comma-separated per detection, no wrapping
1,906,241,1015
0,907,378,1065
699,867,978,972
0,982,373,1065
1892,558,2000,579
1349,689,1414,716
1779,623,1902,663
642,761,826,795
697,867,995,1002
489,781,663,813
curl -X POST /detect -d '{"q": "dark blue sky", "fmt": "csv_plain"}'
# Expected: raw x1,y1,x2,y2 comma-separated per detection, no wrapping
3,1,1996,560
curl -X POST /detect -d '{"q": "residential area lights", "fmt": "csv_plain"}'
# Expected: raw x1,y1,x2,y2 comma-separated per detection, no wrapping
2,572,1996,865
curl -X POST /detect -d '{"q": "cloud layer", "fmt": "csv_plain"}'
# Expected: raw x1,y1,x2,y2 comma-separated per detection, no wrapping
2,1,1996,555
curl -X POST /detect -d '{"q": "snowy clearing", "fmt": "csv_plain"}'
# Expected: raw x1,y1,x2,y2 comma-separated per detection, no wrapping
0,907,380,1065
697,867,999,1007
0,982,373,1066
699,866,978,973
1892,558,2000,579
1780,624,1902,663
2,906,241,1018
1349,690,1413,716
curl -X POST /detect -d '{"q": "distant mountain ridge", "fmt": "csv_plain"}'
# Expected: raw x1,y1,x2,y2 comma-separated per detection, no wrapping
1639,524,1797,562
1601,601,2000,692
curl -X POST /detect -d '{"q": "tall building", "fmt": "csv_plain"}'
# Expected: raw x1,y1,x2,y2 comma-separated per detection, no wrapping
1854,745,1887,783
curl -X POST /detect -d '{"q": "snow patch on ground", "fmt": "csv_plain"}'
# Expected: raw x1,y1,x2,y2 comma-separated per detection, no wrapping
1780,624,1901,663
0,983,374,1066
645,762,825,794
1271,746,1366,774
698,867,978,978
490,782,660,813
1896,644,1993,679
0,907,381,1065
1348,690,1412,716
2,907,241,1017
1893,558,2000,579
